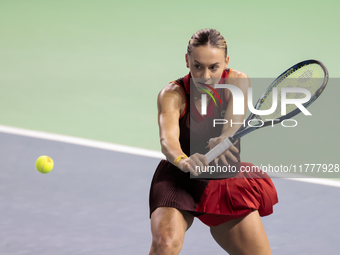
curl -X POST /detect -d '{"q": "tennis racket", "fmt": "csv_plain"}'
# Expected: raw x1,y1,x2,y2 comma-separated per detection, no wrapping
205,59,329,163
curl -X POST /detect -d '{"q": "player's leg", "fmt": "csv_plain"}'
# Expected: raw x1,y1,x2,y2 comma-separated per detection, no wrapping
210,210,272,255
149,207,194,255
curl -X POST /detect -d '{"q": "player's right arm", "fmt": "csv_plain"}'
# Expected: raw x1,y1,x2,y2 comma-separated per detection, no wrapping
157,83,206,176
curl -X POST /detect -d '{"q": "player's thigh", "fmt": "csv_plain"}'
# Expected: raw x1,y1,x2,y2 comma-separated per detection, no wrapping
210,210,272,255
150,207,194,241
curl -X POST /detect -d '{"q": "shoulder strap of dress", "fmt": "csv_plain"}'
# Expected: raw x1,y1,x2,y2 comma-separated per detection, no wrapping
224,68,232,78
173,72,190,94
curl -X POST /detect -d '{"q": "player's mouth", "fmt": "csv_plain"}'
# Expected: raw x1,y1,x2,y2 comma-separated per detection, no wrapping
197,81,213,86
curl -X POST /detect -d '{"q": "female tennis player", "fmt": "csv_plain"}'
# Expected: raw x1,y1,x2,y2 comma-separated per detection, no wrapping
149,29,278,255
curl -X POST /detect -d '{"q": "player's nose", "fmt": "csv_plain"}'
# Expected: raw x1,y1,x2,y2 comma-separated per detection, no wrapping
202,69,210,79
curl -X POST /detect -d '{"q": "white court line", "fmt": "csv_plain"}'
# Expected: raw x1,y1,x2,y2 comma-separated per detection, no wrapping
0,125,165,159
268,172,340,188
0,125,339,188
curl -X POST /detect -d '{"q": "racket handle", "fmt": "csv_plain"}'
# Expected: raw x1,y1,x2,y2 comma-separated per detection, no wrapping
205,137,233,163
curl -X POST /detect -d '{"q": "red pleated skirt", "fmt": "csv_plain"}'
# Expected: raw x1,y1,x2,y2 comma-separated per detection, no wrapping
149,161,278,227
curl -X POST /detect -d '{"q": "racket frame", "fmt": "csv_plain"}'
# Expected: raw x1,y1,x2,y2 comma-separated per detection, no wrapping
205,59,329,163
234,59,328,138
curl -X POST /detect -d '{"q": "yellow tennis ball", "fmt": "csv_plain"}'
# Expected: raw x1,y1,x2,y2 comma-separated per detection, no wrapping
36,155,54,174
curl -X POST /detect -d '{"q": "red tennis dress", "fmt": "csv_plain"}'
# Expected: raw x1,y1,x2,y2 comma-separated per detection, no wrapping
149,69,278,227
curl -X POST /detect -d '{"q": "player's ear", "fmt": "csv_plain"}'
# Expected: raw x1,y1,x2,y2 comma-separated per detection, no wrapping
185,53,189,68
224,56,229,69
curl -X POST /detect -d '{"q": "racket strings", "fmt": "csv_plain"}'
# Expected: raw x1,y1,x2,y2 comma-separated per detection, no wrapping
257,63,325,120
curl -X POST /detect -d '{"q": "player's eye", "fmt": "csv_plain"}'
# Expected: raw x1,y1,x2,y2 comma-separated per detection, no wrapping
194,65,201,69
210,65,218,71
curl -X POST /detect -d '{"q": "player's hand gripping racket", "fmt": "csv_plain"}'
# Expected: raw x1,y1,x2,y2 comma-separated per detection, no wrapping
205,59,329,163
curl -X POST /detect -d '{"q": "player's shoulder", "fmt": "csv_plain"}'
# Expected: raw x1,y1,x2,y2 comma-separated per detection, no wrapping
228,68,250,90
229,68,249,79
158,81,186,101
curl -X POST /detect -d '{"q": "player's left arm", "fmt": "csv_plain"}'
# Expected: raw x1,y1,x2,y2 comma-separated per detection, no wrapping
208,70,250,165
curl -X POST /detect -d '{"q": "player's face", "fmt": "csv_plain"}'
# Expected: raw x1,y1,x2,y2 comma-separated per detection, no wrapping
186,45,229,89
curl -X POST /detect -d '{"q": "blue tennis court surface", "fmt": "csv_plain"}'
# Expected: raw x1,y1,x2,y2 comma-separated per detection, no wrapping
1,131,339,254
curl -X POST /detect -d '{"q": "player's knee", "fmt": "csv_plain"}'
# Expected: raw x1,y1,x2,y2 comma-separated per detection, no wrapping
150,234,183,254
